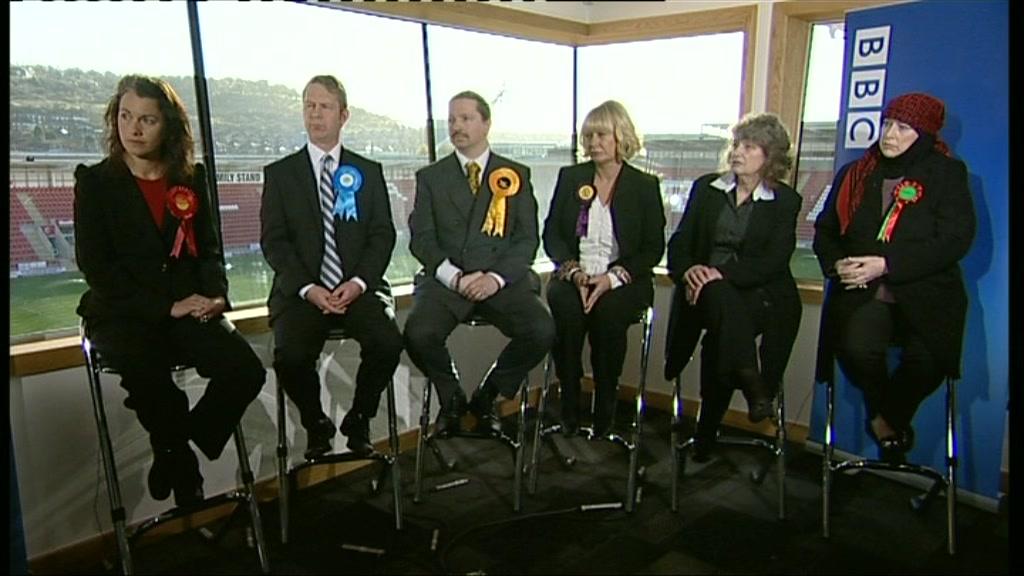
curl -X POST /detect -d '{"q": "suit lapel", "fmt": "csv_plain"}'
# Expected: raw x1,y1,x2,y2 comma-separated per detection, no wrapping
294,146,321,227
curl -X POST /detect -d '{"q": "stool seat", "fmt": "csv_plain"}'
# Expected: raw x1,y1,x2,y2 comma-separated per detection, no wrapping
275,326,403,544
81,321,270,574
527,306,654,512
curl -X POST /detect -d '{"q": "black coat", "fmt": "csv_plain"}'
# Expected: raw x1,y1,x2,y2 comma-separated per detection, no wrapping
542,161,665,285
74,159,226,323
663,173,802,386
813,150,975,381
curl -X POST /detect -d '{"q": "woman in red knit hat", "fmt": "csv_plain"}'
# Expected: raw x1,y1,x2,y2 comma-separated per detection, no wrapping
812,92,976,462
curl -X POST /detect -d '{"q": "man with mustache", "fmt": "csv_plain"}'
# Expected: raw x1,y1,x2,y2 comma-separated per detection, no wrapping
405,90,554,437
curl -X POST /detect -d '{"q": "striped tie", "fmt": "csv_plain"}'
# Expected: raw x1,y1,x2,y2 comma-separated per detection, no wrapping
319,155,343,289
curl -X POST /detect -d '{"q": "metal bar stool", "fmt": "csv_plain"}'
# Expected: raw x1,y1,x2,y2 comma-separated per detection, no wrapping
670,376,787,519
527,306,654,513
276,327,403,544
821,376,958,555
81,321,270,575
413,315,531,512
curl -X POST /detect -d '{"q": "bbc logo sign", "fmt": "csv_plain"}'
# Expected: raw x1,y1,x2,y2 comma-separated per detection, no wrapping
844,25,891,149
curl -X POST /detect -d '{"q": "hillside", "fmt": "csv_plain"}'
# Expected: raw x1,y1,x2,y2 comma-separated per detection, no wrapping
9,65,425,156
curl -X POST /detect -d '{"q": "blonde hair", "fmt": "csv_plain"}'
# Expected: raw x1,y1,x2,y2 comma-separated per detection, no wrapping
580,100,642,161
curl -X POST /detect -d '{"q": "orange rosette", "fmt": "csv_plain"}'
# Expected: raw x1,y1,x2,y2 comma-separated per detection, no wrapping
482,167,521,237
166,185,199,258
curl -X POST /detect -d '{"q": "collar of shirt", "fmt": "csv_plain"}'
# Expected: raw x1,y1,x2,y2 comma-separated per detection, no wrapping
455,148,490,176
710,171,776,202
307,140,343,180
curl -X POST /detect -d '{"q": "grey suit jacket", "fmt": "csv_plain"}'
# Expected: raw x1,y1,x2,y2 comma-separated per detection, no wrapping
409,152,538,286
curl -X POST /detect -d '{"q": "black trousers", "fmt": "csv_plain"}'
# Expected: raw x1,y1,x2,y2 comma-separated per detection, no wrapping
88,314,266,460
546,278,650,414
692,280,769,439
272,290,403,429
404,276,555,409
835,298,942,431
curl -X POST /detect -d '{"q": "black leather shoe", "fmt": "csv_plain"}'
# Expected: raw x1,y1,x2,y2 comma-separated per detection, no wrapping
735,369,774,424
172,448,205,507
304,416,336,460
746,396,775,424
879,427,915,464
469,386,502,435
148,448,176,501
435,393,467,438
340,411,374,456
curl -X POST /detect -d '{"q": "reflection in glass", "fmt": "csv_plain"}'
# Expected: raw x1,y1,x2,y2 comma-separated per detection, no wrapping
792,23,845,281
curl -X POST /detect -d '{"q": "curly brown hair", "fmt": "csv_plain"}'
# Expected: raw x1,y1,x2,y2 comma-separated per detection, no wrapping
104,75,194,182
719,112,793,186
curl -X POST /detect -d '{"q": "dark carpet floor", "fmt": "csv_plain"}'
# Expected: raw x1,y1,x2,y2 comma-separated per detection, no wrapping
80,403,1010,575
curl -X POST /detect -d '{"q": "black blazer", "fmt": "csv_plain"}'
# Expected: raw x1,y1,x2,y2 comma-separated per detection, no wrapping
542,161,665,284
663,173,802,386
813,151,975,381
409,152,538,286
261,146,396,320
74,159,226,323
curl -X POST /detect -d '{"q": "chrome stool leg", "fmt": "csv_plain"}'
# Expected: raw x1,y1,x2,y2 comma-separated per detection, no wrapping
84,338,134,575
822,377,835,539
527,356,553,494
233,425,270,573
414,378,432,504
385,377,404,530
276,380,290,544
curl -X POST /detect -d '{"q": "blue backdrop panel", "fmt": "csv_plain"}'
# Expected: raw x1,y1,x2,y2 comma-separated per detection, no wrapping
808,0,1008,500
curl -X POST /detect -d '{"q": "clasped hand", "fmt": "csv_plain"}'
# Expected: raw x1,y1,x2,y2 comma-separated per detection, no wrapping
458,271,500,302
573,271,612,314
171,294,225,322
835,255,886,289
307,281,363,314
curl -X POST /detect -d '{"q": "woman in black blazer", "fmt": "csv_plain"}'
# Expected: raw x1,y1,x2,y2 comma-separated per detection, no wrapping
543,101,666,437
74,75,265,506
664,113,801,461
813,92,975,462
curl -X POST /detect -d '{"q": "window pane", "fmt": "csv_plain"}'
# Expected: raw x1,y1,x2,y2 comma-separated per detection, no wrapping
425,25,573,261
196,3,429,299
792,23,845,282
578,33,745,256
9,2,197,342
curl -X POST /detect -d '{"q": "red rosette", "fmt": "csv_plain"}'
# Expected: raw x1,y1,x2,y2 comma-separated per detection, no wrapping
166,186,199,258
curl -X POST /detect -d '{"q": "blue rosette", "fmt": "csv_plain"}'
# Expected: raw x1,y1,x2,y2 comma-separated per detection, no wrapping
332,164,363,221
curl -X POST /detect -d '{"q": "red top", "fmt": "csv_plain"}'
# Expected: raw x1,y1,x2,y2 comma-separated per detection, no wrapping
136,176,168,230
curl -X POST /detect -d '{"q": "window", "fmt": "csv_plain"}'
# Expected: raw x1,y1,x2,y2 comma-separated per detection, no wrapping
425,24,573,258
9,1,198,342
577,33,745,250
791,23,845,281
196,3,429,298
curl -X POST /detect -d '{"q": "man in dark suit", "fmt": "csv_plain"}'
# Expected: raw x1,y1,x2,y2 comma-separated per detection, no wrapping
405,90,555,436
261,75,402,458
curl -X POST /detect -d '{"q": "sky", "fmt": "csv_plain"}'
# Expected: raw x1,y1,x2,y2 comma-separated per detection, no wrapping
10,2,845,133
